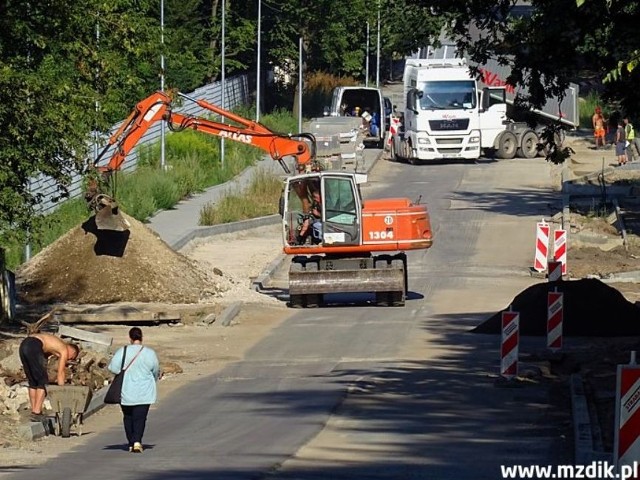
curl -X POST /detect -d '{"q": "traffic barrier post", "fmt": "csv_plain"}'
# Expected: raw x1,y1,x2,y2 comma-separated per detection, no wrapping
547,288,563,351
553,229,567,275
548,260,563,282
501,308,520,379
534,220,550,272
614,352,640,474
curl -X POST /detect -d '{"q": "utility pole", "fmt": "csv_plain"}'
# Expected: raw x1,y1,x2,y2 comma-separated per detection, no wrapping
256,0,261,122
376,1,381,88
221,0,226,166
160,0,166,171
298,37,303,134
365,22,370,87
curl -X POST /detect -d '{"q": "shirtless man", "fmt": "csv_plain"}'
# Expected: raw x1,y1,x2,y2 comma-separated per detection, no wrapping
592,106,607,149
19,333,80,421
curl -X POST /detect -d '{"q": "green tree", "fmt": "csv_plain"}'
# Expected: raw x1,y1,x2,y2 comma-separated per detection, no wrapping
0,0,164,241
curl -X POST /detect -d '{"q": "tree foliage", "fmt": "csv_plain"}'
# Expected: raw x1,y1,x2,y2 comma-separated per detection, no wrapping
16,0,622,240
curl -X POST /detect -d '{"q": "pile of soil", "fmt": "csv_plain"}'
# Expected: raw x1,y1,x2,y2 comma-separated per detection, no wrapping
472,278,640,336
16,213,228,305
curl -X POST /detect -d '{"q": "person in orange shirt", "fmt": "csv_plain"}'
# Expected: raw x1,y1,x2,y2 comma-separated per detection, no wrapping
592,106,607,149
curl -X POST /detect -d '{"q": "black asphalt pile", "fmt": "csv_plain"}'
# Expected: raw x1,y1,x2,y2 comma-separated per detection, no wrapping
472,278,640,336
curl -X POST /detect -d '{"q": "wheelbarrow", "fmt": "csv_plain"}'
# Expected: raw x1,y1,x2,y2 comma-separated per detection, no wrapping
46,385,93,438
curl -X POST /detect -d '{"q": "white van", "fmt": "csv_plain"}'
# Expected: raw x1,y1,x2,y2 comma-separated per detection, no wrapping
327,86,389,148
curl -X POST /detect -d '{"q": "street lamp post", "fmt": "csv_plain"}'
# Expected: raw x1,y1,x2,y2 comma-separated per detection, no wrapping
298,37,302,134
221,0,226,166
365,21,370,87
160,0,166,171
256,0,261,122
376,1,381,88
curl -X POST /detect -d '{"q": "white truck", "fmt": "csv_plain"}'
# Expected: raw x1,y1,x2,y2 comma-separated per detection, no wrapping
388,49,579,164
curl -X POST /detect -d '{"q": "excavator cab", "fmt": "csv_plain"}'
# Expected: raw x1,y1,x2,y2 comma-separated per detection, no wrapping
282,172,365,249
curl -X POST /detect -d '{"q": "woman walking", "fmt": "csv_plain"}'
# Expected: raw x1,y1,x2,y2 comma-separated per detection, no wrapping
108,327,160,453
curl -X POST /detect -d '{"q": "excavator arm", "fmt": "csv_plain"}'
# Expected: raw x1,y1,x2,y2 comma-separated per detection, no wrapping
87,91,319,230
93,91,317,175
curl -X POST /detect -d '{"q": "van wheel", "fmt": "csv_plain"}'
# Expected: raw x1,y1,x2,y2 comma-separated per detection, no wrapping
517,129,539,158
497,131,518,159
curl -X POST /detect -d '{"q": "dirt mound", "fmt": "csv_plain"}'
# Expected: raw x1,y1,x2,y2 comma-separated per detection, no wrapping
472,278,640,336
16,213,228,304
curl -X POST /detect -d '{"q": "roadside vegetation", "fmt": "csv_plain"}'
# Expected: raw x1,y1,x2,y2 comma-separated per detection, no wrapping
199,168,283,225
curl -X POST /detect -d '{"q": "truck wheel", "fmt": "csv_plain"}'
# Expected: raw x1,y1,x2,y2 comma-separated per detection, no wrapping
496,131,518,159
517,129,539,158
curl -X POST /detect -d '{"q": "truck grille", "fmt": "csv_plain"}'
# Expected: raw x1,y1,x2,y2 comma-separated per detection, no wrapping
429,119,469,131
435,137,464,154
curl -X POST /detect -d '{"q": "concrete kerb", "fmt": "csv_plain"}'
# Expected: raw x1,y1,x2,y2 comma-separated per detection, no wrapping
171,214,281,251
571,375,611,464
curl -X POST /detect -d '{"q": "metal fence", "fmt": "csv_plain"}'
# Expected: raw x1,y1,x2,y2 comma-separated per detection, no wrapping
31,74,251,215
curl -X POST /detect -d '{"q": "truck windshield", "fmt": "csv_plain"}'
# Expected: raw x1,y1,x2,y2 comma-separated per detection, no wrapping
418,80,476,110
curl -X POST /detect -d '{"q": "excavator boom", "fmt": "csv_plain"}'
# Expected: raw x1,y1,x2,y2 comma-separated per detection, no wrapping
88,91,319,230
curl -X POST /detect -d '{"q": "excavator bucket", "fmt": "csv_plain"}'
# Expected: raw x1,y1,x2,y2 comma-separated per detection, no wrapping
93,195,131,232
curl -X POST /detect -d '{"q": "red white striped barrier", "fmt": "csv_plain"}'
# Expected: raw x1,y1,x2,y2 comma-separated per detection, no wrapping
614,355,640,473
548,260,563,281
547,290,563,351
386,116,399,147
534,221,550,272
553,229,567,275
501,310,519,378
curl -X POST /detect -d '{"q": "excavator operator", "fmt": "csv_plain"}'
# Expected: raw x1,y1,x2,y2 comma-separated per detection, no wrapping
294,179,322,245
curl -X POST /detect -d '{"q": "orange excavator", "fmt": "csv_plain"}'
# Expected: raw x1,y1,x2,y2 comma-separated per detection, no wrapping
87,91,433,307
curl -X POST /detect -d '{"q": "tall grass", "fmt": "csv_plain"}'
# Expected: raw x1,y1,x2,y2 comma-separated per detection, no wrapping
580,91,612,130
4,108,297,270
199,169,283,225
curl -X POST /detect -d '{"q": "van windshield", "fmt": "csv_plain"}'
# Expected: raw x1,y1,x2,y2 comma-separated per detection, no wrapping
418,80,476,110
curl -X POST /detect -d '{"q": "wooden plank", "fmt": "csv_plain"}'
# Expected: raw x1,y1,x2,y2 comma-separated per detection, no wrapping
54,311,181,324
57,325,113,347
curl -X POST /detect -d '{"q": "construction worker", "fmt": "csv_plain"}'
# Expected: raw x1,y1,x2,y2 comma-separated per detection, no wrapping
624,117,639,162
592,106,607,149
19,333,80,421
